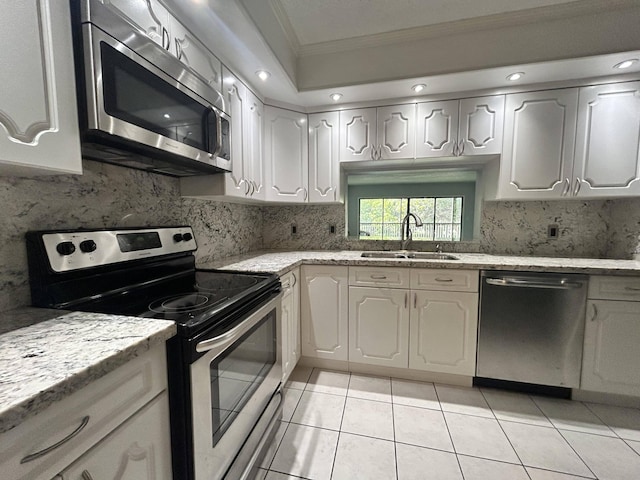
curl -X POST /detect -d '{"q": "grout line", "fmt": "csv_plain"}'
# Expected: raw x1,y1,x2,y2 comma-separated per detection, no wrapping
434,383,466,480
555,428,599,479
390,379,399,480
328,370,351,480
477,388,531,479
583,402,625,441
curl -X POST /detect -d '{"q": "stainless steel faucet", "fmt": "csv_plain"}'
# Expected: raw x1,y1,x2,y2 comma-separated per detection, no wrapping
400,213,423,250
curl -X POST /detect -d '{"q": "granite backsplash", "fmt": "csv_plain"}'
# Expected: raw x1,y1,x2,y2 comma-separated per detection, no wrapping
1,159,639,312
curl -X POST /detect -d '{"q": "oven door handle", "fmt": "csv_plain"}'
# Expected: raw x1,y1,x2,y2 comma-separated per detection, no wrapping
195,292,282,354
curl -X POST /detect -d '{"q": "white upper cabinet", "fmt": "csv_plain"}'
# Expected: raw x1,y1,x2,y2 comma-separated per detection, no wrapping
416,100,459,157
309,112,341,203
340,106,416,162
100,0,170,49
499,88,579,199
169,17,222,92
377,104,416,159
459,96,504,156
340,108,378,162
573,81,640,198
415,96,504,158
222,73,247,197
0,0,82,176
264,106,308,202
246,90,265,200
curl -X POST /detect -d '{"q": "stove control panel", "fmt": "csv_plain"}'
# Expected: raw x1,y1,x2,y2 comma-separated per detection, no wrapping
41,227,197,272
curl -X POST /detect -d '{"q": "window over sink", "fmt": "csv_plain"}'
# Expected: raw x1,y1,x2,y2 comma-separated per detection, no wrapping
346,169,477,241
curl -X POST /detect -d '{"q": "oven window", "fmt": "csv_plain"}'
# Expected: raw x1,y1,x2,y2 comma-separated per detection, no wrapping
210,309,276,447
100,43,217,154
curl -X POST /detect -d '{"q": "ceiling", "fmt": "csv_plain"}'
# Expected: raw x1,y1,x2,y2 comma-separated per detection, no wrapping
169,0,640,108
274,0,581,47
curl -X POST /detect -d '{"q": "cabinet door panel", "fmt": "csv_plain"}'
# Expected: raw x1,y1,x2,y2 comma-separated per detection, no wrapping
348,287,409,368
409,291,478,375
59,393,172,480
415,100,458,157
499,89,578,199
459,95,504,155
581,300,640,396
300,266,348,360
0,0,81,175
574,82,640,197
265,107,308,202
340,108,377,162
309,112,340,203
222,74,247,195
377,104,416,159
169,17,222,91
101,0,169,47
246,91,265,200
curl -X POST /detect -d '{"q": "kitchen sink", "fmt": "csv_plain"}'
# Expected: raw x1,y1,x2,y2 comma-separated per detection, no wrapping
361,251,459,260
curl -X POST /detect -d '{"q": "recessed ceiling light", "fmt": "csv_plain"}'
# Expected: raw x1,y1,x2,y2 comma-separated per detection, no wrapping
163,113,171,119
412,84,426,93
614,59,638,70
507,72,524,81
256,70,271,81
330,93,343,102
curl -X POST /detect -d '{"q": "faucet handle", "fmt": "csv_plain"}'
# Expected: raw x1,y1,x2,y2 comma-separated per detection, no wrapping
435,243,442,253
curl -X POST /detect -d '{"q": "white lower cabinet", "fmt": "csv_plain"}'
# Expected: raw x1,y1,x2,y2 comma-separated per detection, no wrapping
409,290,478,376
281,268,300,383
348,287,410,368
54,392,172,480
347,266,479,376
1,345,169,480
581,300,640,396
300,265,349,361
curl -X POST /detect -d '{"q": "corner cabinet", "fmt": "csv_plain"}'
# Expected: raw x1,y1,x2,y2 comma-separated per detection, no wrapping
573,81,640,197
264,106,309,202
308,112,342,203
581,276,640,396
415,95,504,158
0,0,82,175
499,88,579,199
300,265,349,361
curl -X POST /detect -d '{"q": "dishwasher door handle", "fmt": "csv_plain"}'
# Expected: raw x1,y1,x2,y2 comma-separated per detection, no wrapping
485,277,584,290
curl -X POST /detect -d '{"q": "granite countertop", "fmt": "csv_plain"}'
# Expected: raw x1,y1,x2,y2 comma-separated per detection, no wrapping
199,250,640,276
0,309,176,434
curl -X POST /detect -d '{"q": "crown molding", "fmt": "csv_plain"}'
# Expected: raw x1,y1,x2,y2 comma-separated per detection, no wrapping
269,0,301,55
293,0,639,57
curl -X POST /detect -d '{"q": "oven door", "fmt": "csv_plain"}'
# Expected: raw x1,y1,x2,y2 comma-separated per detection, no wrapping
190,293,282,480
81,24,231,172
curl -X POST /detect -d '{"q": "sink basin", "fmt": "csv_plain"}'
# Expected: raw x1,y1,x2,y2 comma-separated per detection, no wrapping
360,251,408,258
361,251,459,260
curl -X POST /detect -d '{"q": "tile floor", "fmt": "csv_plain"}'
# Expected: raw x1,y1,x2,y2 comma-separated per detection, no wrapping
256,366,640,480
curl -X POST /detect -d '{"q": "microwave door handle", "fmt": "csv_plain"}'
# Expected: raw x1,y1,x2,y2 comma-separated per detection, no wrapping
207,106,222,158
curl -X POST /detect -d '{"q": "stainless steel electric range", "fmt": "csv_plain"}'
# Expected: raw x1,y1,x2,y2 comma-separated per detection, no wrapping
26,226,283,480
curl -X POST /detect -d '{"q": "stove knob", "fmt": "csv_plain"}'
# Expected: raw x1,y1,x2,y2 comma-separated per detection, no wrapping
56,241,76,256
173,233,184,242
183,232,193,241
79,239,97,253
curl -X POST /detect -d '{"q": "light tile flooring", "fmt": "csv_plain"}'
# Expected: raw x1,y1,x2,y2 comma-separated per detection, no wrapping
256,367,640,480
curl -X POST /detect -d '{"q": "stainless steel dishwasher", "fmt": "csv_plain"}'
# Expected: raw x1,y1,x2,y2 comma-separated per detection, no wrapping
477,270,588,388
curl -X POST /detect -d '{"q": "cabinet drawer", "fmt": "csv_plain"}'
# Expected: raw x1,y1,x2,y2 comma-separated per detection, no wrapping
349,267,410,288
589,276,640,301
410,269,479,292
1,345,167,480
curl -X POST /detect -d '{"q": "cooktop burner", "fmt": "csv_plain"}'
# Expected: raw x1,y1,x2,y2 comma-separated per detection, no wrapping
148,293,223,315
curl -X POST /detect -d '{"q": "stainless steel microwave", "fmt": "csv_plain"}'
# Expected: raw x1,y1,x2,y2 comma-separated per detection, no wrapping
72,0,231,177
